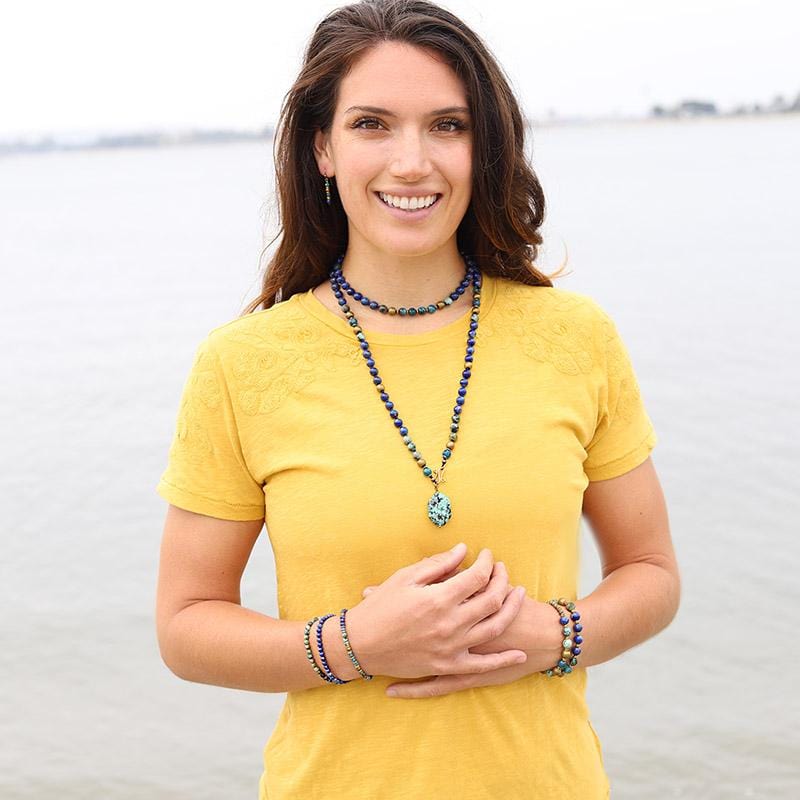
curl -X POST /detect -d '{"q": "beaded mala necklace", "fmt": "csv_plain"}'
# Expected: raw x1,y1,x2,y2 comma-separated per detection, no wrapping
327,251,482,527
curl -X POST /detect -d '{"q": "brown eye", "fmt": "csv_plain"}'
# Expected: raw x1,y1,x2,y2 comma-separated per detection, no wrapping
436,118,467,132
352,117,382,130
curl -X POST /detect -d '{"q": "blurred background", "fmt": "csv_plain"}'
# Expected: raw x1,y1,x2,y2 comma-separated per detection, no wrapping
1,1,798,798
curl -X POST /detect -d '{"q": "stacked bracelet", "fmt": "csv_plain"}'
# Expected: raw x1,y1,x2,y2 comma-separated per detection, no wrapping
540,597,583,678
304,607,373,684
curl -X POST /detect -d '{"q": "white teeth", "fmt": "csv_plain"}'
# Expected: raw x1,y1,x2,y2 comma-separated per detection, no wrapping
379,192,438,210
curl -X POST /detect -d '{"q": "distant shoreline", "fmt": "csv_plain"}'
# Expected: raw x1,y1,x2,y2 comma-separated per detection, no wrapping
2,108,797,158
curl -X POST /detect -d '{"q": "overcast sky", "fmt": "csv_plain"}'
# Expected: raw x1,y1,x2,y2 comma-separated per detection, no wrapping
1,0,797,138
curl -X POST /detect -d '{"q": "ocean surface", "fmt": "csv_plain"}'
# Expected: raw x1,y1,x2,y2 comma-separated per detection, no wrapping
1,114,798,799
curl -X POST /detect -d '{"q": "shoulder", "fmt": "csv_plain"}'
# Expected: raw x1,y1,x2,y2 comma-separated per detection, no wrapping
201,295,314,358
483,278,618,376
492,276,611,326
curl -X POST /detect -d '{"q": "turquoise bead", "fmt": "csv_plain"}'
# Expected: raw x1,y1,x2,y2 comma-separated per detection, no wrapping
423,466,433,477
427,491,452,526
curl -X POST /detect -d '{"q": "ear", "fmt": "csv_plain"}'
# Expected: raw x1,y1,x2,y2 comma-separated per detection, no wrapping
313,128,334,178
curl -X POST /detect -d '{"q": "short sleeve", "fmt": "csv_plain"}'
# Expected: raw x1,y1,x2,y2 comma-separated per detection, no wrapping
583,300,658,481
155,334,265,520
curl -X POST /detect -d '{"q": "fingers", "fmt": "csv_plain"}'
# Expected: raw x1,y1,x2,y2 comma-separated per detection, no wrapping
435,547,495,605
464,585,527,648
411,542,467,586
454,558,510,623
451,648,527,675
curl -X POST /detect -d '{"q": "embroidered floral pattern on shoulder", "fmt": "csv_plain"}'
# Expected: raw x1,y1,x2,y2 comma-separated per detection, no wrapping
218,304,362,417
171,340,222,465
591,303,643,425
478,283,596,376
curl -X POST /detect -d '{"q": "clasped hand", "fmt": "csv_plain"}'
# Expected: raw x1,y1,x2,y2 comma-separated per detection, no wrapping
352,543,539,699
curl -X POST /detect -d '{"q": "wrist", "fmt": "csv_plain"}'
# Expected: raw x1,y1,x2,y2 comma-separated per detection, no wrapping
523,598,567,663
320,611,364,682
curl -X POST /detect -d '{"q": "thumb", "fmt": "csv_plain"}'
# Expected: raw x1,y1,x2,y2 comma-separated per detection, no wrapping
362,585,377,597
412,542,466,586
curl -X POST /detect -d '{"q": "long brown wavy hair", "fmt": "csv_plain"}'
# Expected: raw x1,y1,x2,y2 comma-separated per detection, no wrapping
242,0,566,315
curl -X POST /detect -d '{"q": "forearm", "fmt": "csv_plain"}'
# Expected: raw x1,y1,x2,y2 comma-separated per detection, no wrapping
520,561,681,669
162,600,367,693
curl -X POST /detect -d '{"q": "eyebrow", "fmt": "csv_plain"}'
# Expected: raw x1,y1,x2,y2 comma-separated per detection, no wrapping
344,105,470,117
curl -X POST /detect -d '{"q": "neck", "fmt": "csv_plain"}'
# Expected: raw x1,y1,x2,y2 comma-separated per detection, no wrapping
337,241,469,308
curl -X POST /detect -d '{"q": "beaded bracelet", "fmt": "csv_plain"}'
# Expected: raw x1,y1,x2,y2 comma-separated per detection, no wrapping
315,614,350,684
304,616,345,684
540,597,584,677
304,607,374,684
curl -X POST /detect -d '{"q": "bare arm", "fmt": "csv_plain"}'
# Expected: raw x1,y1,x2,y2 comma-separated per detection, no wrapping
156,505,365,693
495,456,680,666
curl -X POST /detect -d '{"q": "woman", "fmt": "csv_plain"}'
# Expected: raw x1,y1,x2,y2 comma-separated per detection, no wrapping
155,1,680,798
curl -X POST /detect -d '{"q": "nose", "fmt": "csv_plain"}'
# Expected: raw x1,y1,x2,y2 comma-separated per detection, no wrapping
389,129,433,181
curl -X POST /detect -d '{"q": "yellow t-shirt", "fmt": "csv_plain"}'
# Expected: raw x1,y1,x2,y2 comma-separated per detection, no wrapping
156,271,657,799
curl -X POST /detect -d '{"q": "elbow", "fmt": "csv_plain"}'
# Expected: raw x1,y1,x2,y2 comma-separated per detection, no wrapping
156,616,190,682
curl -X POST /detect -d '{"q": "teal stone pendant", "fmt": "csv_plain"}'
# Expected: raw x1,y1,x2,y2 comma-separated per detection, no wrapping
427,491,452,527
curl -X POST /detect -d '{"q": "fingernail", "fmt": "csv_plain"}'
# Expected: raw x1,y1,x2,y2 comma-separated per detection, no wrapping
386,688,398,697
451,542,465,552
517,586,526,597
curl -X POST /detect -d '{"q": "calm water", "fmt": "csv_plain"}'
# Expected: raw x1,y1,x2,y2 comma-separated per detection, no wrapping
1,115,798,799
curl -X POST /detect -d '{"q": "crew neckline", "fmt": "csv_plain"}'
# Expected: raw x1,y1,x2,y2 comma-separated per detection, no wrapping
295,271,498,347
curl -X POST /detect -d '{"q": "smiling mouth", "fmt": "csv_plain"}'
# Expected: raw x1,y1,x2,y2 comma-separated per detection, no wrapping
375,192,442,212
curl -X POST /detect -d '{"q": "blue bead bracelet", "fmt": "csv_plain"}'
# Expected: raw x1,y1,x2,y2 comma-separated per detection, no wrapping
541,598,583,677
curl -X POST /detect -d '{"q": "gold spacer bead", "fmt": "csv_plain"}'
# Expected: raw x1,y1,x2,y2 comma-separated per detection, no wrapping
388,307,397,315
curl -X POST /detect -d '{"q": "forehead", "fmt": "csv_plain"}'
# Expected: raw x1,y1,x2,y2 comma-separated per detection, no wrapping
337,41,468,114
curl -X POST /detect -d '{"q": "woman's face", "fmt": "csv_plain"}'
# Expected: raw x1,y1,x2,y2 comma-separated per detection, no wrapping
314,41,473,260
